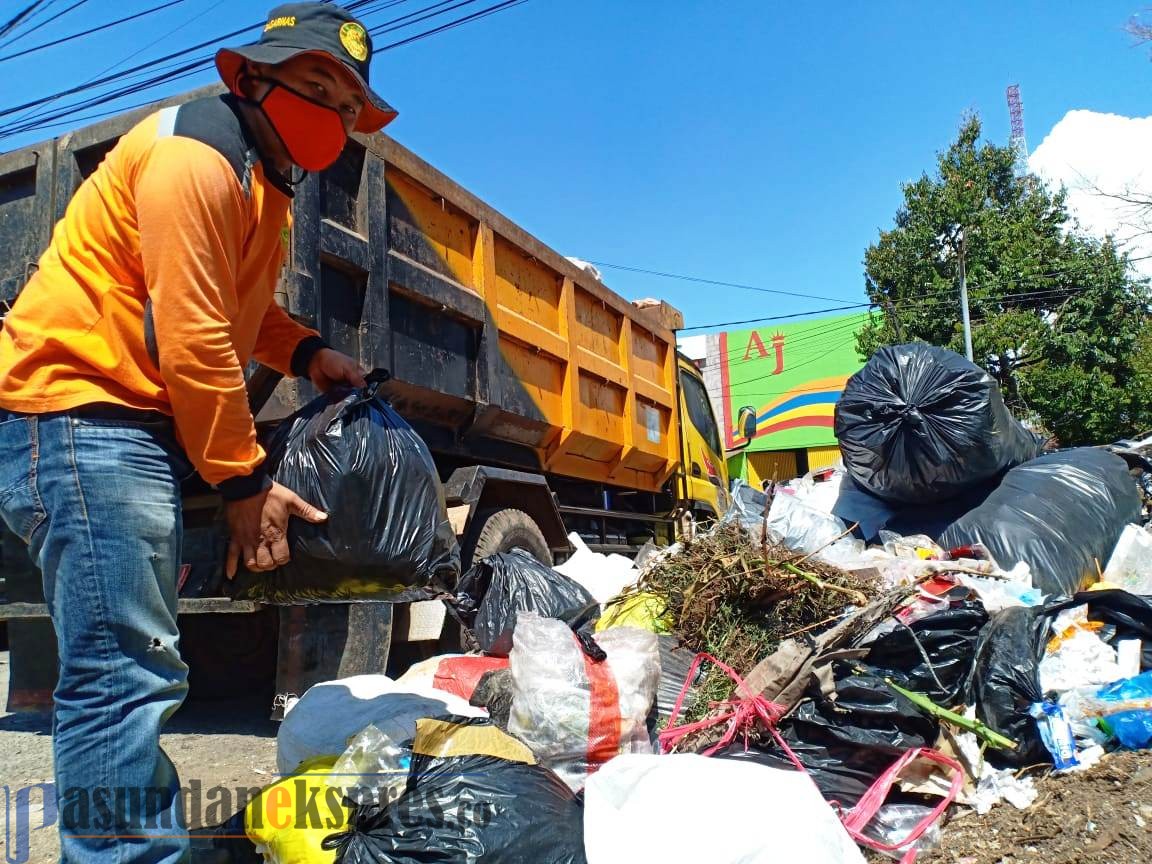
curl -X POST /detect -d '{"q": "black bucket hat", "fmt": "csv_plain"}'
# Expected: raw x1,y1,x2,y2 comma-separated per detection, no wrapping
215,2,397,133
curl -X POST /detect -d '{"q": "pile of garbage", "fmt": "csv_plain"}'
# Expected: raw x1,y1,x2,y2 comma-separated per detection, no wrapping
214,345,1152,863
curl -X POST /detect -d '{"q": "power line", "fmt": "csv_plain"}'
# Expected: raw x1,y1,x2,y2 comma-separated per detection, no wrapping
374,0,527,49
0,1,52,45
0,0,186,63
0,0,89,50
0,0,529,141
681,303,871,333
591,260,857,304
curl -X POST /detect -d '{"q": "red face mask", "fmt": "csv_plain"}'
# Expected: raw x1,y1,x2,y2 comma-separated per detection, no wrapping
254,80,348,172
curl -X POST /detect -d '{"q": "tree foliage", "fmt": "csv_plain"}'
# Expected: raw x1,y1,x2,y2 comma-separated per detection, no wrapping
859,115,1152,445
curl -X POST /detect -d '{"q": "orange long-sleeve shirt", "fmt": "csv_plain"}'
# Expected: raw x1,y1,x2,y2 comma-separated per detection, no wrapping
0,94,323,499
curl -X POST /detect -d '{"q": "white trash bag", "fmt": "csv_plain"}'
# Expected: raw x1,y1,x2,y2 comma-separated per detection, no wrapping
583,753,865,864
276,674,485,775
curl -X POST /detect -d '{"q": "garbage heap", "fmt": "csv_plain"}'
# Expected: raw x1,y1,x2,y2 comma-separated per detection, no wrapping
215,344,1152,864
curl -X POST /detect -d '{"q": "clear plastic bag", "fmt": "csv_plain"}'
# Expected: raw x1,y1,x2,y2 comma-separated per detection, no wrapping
1103,524,1152,595
763,492,866,566
508,612,660,791
860,804,943,861
328,724,410,806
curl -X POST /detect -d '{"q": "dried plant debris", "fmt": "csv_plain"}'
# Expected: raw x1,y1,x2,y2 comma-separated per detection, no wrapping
631,522,881,716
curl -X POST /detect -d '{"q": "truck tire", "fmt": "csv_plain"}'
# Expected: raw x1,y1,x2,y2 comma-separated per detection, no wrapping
462,507,554,569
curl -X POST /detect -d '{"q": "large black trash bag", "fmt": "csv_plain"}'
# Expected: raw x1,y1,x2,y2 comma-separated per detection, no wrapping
325,715,587,864
833,472,997,545
939,448,1141,598
966,591,1152,767
835,344,1042,504
719,664,939,807
862,600,989,704
964,606,1050,767
453,551,599,656
235,373,460,602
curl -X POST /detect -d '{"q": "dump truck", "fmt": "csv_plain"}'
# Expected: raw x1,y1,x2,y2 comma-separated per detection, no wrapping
0,85,750,712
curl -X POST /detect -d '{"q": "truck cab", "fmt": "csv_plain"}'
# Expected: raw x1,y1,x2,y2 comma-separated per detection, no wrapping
678,355,730,521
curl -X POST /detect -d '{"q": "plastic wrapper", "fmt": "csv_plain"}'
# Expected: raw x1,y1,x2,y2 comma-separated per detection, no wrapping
724,478,770,530
454,551,599,656
1071,671,1152,749
1103,524,1152,595
939,448,1141,598
237,380,459,602
275,674,485,775
1030,700,1080,770
327,716,586,864
507,613,660,791
1038,608,1126,693
583,753,865,864
834,344,1042,504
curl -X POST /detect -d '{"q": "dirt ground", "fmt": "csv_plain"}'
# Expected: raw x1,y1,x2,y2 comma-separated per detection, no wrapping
0,649,279,863
919,749,1152,864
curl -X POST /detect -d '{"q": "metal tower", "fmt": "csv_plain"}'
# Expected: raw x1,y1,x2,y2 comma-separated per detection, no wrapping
1006,84,1029,175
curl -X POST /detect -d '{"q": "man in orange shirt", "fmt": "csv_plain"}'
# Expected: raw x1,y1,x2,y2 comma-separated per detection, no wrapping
0,5,395,859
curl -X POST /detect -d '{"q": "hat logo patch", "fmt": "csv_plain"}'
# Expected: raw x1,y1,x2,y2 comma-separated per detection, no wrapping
264,15,296,31
340,22,368,62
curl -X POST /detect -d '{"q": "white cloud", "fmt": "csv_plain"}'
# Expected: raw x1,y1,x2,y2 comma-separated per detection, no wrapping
677,333,707,360
1029,110,1152,275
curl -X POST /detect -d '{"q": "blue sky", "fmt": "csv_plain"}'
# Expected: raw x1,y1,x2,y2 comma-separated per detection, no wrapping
1,0,1150,332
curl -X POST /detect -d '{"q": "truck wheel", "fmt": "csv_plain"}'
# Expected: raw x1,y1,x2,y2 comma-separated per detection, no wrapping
462,507,553,569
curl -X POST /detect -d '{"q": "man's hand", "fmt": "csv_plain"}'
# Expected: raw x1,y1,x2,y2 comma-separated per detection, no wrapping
225,481,328,578
308,347,367,393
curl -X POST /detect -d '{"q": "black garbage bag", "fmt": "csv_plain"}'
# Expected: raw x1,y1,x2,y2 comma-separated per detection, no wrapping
453,551,599,656
967,590,1152,766
964,606,1049,766
719,664,939,806
212,808,263,863
326,715,586,864
232,374,459,603
862,601,989,704
833,472,997,545
835,344,1042,504
939,448,1141,598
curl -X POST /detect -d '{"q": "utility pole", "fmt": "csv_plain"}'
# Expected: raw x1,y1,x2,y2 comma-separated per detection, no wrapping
958,229,974,362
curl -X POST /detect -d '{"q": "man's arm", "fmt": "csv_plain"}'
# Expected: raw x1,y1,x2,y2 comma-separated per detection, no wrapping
136,135,268,498
252,299,328,377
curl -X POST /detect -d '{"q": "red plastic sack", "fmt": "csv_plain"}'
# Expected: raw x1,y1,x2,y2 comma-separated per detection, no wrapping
432,655,510,700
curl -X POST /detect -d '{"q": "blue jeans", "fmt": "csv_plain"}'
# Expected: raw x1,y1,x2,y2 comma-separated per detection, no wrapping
0,408,193,863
